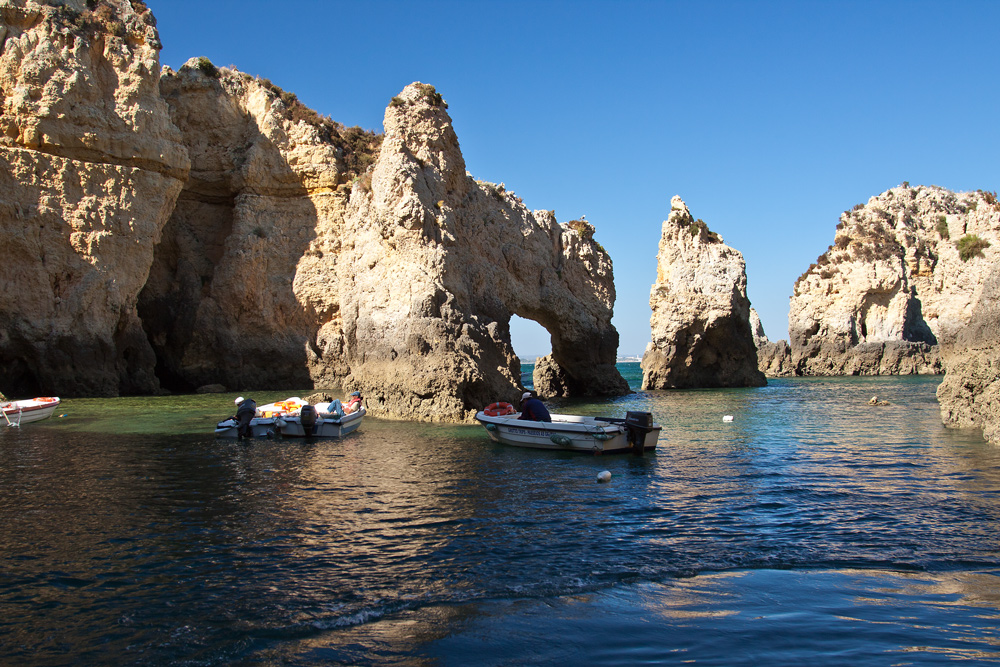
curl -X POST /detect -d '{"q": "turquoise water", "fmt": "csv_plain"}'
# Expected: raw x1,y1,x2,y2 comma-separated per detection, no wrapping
3,370,1000,664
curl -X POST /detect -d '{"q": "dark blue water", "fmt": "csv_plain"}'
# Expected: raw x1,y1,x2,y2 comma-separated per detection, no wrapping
3,370,1000,665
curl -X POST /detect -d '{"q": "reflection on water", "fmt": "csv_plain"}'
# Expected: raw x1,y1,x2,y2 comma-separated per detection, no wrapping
3,375,1000,664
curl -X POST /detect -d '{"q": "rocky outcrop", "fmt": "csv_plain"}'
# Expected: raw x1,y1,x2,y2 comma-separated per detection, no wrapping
339,83,628,421
789,185,998,375
641,197,765,389
0,3,629,418
749,308,793,377
139,60,379,392
937,263,1000,444
0,0,189,396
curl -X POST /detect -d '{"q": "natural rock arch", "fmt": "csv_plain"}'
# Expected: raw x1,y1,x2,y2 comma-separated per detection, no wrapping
339,83,628,421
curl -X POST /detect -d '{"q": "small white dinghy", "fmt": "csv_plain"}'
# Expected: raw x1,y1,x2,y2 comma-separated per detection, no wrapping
215,396,366,439
475,405,660,455
2,396,61,426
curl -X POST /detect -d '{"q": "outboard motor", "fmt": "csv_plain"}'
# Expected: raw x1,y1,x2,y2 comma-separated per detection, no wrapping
235,398,257,439
300,404,318,437
624,411,654,456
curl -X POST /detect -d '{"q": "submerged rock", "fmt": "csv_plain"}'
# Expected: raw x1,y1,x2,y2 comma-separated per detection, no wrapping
641,196,765,389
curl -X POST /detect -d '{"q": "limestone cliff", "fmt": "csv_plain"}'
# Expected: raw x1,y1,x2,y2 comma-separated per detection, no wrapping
0,0,188,396
937,263,1000,444
139,60,379,391
789,185,999,375
0,3,630,416
641,196,765,389
340,83,628,421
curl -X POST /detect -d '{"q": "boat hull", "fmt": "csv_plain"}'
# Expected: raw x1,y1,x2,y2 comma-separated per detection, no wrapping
475,411,660,454
275,408,365,438
2,398,60,426
215,408,365,439
214,417,279,439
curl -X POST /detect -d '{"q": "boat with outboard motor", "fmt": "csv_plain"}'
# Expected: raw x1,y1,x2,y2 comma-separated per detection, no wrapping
215,395,366,439
2,396,61,426
475,406,660,455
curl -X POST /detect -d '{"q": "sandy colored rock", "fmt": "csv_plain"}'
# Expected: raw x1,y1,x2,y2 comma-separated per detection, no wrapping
340,83,627,421
139,61,380,392
789,185,998,375
641,196,765,389
0,0,188,396
937,263,1000,444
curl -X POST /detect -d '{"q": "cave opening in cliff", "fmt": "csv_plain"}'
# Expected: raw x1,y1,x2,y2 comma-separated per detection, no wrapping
509,315,552,364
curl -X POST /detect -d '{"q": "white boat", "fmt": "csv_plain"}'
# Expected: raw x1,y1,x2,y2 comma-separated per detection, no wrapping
215,397,365,439
273,404,366,438
2,396,61,426
475,409,661,455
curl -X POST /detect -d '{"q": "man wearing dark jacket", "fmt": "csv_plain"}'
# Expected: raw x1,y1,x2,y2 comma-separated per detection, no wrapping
518,392,551,422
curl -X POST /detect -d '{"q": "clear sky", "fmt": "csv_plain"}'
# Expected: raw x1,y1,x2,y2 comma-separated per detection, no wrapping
151,0,1000,358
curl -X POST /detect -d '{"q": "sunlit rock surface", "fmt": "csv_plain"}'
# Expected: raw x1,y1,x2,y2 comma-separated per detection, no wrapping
937,263,1000,445
641,196,765,389
340,83,628,421
0,0,188,396
789,185,999,375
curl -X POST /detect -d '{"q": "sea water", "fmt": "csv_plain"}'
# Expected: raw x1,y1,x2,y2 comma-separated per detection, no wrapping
3,366,1000,665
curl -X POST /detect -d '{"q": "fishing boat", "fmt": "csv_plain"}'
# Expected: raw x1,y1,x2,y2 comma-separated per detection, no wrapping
475,406,660,455
2,396,61,426
215,396,365,439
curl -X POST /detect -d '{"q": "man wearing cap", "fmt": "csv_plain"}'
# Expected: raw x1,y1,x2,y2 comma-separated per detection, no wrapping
518,391,551,422
234,396,257,439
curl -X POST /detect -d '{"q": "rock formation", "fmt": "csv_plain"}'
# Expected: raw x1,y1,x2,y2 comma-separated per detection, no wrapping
340,83,628,421
0,3,631,420
139,59,379,392
789,185,998,375
937,262,1000,444
750,308,794,377
641,197,766,389
0,0,189,396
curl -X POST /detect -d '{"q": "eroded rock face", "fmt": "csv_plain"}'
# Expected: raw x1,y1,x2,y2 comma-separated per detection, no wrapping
641,197,765,389
789,185,998,375
937,263,1000,444
749,307,793,377
340,83,627,421
140,61,379,391
0,0,188,396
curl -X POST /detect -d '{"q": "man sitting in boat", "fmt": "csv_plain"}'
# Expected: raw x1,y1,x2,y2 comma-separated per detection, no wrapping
234,396,257,438
344,391,363,414
518,392,551,422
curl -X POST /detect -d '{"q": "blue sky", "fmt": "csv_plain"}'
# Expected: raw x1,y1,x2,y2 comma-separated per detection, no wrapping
152,0,1000,357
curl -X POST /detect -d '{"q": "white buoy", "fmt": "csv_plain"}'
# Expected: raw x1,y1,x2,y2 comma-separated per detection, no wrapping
597,470,612,483
723,415,734,422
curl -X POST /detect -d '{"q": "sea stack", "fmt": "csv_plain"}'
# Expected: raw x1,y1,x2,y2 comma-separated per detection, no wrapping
641,196,765,389
789,185,999,375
